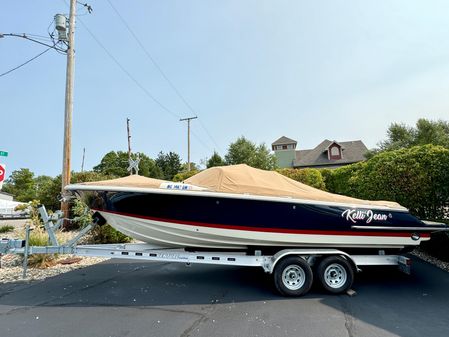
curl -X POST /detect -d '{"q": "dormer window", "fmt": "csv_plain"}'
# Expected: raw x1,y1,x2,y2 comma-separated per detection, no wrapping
327,142,342,160
330,146,340,156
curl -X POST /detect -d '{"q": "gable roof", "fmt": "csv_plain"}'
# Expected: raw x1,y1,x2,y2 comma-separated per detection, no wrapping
272,136,297,146
294,139,368,167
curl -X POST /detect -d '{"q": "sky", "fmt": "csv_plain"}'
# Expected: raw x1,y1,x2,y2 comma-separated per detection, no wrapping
1,0,449,178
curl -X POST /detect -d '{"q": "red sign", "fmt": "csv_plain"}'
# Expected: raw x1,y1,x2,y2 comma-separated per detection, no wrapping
0,164,5,184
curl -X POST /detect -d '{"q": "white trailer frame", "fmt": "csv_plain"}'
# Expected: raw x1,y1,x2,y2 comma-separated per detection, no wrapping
0,206,411,295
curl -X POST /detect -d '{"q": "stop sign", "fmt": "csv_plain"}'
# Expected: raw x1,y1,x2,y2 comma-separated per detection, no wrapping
0,164,5,184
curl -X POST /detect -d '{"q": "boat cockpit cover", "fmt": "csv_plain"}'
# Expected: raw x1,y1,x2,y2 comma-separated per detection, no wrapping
185,164,404,209
79,175,169,188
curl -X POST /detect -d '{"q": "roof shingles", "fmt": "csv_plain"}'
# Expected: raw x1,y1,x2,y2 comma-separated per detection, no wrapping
294,139,368,167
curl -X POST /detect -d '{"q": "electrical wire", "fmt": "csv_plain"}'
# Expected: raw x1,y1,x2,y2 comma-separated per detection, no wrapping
77,18,183,121
106,0,222,152
1,33,67,53
0,47,52,78
77,17,213,152
61,0,213,153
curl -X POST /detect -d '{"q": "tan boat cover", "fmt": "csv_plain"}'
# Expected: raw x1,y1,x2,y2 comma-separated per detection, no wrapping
78,165,402,209
185,164,403,209
80,175,169,188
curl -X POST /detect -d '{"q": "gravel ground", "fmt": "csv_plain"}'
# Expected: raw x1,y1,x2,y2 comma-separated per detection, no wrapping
0,222,107,284
411,248,449,272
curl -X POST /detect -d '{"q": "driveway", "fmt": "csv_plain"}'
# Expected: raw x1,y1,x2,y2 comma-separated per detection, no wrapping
0,256,448,337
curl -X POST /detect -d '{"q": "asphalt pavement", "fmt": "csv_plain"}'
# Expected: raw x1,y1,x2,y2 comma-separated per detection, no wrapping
0,256,448,337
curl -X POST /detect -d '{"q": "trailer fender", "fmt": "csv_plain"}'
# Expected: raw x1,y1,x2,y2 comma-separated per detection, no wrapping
265,249,359,274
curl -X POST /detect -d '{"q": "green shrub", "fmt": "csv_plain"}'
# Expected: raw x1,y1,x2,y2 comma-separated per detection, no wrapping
173,170,200,182
277,168,326,190
71,198,93,229
320,162,365,196
90,224,131,244
324,145,449,220
71,198,131,243
0,225,14,233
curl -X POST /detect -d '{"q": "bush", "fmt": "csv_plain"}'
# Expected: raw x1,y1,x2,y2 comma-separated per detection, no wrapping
71,198,93,229
173,170,199,182
320,163,365,196
71,198,131,243
0,225,14,233
324,145,449,220
90,224,131,244
277,168,326,190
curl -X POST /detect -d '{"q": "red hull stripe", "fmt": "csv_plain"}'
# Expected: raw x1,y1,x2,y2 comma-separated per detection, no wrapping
95,209,431,238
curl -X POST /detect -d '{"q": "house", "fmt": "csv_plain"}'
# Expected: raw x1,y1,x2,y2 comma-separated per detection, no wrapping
0,191,13,201
0,191,27,217
272,136,368,169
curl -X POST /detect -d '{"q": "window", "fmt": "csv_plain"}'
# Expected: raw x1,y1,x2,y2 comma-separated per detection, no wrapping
330,146,340,156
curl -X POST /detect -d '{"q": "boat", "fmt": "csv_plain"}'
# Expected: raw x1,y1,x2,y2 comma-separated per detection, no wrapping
65,164,447,251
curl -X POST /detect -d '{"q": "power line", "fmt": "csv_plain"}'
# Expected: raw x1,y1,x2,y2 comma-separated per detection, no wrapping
64,0,214,154
0,47,52,78
77,17,213,153
0,33,67,52
77,17,182,120
105,0,222,152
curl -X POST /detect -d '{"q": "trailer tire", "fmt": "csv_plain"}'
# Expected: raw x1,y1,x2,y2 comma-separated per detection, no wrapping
273,256,313,297
317,256,354,294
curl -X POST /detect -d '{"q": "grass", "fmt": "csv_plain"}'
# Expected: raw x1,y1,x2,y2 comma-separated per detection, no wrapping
0,225,15,233
26,226,58,268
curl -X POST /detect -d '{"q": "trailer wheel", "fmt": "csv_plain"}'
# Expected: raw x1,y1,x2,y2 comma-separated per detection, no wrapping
273,256,313,297
317,256,354,294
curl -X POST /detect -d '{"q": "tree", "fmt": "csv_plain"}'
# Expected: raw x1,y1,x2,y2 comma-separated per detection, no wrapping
225,136,277,170
35,175,60,210
180,162,199,172
2,168,36,202
207,151,225,168
93,151,162,178
155,151,182,180
378,118,449,152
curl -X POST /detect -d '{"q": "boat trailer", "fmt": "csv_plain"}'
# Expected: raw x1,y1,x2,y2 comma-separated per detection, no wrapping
0,206,411,296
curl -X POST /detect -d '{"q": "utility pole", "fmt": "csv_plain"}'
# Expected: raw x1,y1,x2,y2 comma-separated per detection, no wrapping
180,116,197,171
127,118,132,163
61,0,76,220
81,147,85,172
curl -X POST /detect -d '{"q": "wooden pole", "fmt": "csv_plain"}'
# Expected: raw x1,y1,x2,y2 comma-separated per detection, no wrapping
127,117,132,166
61,0,76,221
179,116,197,171
81,147,85,172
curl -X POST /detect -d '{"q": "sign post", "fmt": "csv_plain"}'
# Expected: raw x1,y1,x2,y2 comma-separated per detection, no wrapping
0,163,5,190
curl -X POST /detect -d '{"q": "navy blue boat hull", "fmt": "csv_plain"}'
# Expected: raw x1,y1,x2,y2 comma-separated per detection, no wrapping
73,189,443,250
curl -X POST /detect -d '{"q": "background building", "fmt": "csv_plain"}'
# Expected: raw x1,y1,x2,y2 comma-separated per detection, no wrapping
272,136,368,169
